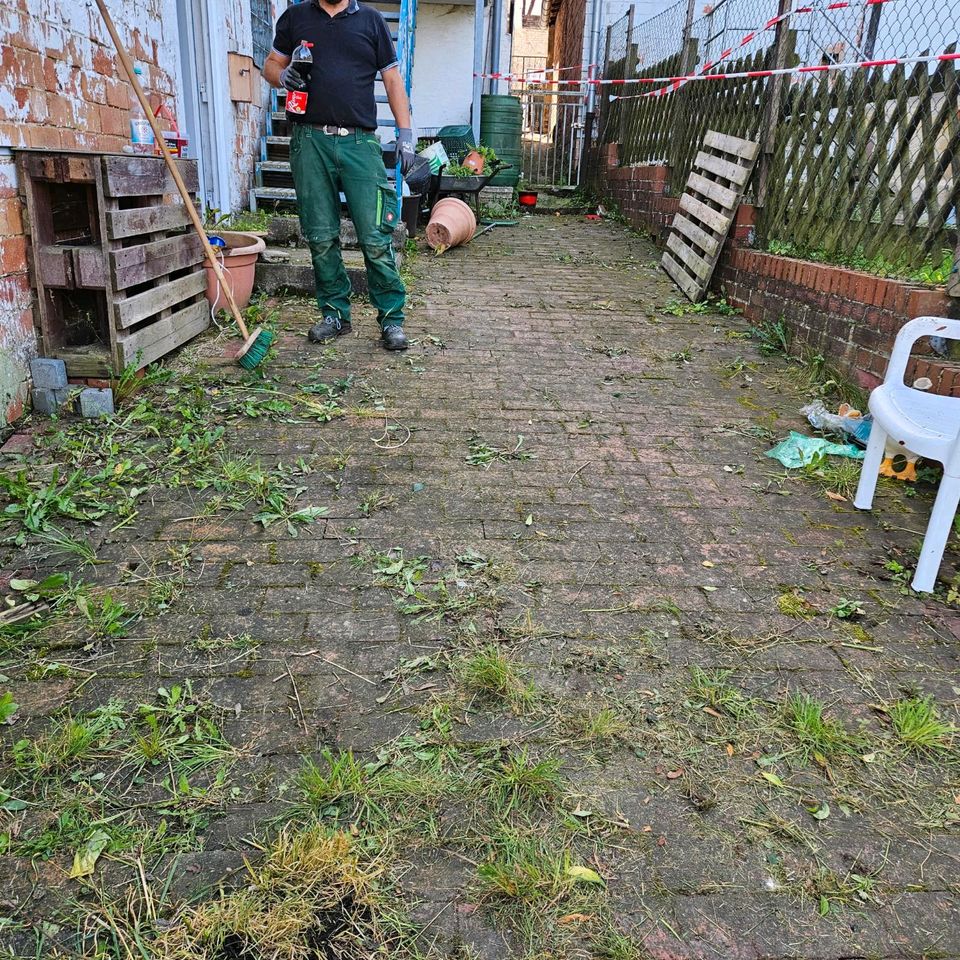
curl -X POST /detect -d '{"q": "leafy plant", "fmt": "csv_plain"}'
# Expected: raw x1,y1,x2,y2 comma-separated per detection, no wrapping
830,598,865,620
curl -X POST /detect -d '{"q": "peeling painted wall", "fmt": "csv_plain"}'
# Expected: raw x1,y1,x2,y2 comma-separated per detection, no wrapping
0,0,265,427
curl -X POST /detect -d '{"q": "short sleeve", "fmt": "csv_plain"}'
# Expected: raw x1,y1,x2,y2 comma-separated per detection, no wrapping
272,8,294,57
374,13,399,72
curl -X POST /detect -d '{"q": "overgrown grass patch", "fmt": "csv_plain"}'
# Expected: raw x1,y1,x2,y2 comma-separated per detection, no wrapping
887,696,955,754
452,645,537,710
785,692,858,762
157,827,422,960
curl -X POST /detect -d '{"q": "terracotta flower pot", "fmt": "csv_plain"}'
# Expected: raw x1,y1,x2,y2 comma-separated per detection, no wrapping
426,197,477,252
462,150,485,174
202,231,266,310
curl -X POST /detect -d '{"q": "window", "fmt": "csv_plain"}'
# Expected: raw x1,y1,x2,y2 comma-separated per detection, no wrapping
251,0,273,67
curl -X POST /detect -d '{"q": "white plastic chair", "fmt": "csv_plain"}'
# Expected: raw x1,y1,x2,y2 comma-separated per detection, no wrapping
854,316,960,592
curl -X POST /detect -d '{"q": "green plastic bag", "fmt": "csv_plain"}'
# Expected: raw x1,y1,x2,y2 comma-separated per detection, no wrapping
765,431,865,469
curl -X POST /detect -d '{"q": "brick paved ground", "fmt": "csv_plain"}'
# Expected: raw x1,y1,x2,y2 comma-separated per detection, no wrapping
1,216,959,959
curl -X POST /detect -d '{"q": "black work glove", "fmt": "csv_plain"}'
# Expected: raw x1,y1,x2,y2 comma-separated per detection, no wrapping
397,128,416,177
280,62,309,92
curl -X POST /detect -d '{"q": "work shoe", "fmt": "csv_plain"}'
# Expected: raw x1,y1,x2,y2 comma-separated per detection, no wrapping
381,325,408,351
308,316,351,342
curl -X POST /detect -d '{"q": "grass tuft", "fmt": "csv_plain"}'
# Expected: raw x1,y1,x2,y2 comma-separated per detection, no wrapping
786,692,855,761
489,749,563,814
453,645,536,710
888,696,955,753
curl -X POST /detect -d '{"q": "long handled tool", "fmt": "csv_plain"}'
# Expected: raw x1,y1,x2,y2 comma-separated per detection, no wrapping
93,0,273,370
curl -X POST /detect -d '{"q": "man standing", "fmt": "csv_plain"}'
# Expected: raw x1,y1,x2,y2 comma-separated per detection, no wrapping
263,0,415,351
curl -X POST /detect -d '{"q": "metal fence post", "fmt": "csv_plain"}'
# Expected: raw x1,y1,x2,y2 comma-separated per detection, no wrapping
755,0,794,212
680,0,698,75
863,1,884,59
619,5,637,149
599,24,613,137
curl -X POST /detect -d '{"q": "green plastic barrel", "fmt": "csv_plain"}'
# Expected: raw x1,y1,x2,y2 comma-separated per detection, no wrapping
480,94,522,187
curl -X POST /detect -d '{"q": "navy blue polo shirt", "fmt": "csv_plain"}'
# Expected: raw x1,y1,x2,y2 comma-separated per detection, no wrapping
272,0,399,131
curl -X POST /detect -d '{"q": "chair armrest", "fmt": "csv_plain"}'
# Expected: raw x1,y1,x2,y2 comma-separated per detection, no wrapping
886,316,960,386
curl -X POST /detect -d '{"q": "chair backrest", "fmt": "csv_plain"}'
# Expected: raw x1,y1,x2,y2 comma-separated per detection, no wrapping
885,316,960,388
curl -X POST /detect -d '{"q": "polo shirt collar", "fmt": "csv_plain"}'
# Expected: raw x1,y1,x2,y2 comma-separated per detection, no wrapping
313,0,360,13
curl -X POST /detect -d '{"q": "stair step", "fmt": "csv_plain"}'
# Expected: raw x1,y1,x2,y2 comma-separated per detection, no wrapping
266,135,291,146
254,187,298,202
266,215,407,251
255,244,405,299
260,160,292,173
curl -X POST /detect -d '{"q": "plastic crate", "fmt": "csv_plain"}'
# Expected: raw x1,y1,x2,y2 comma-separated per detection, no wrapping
437,124,476,163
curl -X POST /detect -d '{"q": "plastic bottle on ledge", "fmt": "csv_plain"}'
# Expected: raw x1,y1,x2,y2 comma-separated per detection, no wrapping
128,67,156,155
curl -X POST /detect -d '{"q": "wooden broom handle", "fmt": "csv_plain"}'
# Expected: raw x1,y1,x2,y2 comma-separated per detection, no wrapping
93,0,252,341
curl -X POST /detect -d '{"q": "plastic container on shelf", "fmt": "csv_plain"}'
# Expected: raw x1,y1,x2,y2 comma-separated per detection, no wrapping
128,67,155,155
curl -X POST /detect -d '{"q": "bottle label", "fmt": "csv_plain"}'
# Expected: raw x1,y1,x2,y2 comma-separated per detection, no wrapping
131,118,155,145
286,91,308,115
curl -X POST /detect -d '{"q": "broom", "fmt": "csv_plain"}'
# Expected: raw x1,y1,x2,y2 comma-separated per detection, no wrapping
93,0,274,370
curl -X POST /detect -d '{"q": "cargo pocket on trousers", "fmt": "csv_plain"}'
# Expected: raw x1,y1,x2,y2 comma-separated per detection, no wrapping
377,184,400,233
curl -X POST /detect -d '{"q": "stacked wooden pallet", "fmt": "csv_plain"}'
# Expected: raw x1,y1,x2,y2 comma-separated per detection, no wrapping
18,151,208,378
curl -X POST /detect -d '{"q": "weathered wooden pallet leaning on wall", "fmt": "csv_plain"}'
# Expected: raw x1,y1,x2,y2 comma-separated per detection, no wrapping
661,130,760,302
17,151,208,378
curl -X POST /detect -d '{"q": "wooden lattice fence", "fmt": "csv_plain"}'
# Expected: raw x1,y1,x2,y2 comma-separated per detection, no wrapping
757,50,960,271
593,16,960,274
618,46,772,196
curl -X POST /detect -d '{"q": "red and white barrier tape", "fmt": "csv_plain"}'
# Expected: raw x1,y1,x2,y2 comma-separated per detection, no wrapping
610,50,960,99
644,0,892,98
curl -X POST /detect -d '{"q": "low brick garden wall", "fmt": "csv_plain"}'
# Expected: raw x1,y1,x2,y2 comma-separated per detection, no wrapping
595,146,958,393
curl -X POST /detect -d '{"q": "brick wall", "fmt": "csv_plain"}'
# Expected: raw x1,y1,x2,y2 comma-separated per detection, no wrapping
0,149,33,423
593,148,958,394
549,0,586,74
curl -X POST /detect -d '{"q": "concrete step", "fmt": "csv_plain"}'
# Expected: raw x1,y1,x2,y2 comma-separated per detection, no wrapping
253,186,298,204
265,215,406,251
255,245,405,298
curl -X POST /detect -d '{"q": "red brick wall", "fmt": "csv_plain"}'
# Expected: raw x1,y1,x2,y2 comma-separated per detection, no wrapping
594,151,957,394
550,0,586,75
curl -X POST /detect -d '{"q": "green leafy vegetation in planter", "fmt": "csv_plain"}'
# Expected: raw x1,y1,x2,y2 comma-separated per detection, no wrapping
203,208,272,233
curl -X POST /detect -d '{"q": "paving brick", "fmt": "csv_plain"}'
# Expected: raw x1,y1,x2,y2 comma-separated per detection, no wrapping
78,386,114,417
5,216,960,960
29,357,67,390
30,385,72,415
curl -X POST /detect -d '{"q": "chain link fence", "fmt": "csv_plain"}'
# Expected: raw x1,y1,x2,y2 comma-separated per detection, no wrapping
589,0,960,273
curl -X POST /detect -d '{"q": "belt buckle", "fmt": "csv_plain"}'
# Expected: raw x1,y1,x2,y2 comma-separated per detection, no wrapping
324,125,349,136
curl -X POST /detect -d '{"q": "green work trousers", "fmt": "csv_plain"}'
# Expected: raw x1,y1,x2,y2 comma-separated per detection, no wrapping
289,124,406,328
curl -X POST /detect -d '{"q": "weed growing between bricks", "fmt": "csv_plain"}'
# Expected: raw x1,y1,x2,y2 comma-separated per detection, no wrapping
1,220,959,957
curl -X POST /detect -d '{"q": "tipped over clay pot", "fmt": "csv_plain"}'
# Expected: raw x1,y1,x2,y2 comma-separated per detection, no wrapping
426,197,477,252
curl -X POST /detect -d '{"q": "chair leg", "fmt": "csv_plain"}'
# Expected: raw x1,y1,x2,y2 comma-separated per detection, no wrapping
853,423,887,510
912,476,960,592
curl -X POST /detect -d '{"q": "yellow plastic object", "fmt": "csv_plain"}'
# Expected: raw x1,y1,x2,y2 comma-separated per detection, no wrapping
879,455,918,482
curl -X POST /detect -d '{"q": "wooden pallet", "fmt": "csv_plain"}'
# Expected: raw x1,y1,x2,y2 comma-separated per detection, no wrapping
18,151,208,377
661,130,760,302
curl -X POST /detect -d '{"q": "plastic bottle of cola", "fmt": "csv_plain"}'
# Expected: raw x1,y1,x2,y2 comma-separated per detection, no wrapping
285,41,314,116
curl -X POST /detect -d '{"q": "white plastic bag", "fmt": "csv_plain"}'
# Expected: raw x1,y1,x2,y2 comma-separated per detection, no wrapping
418,141,449,174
